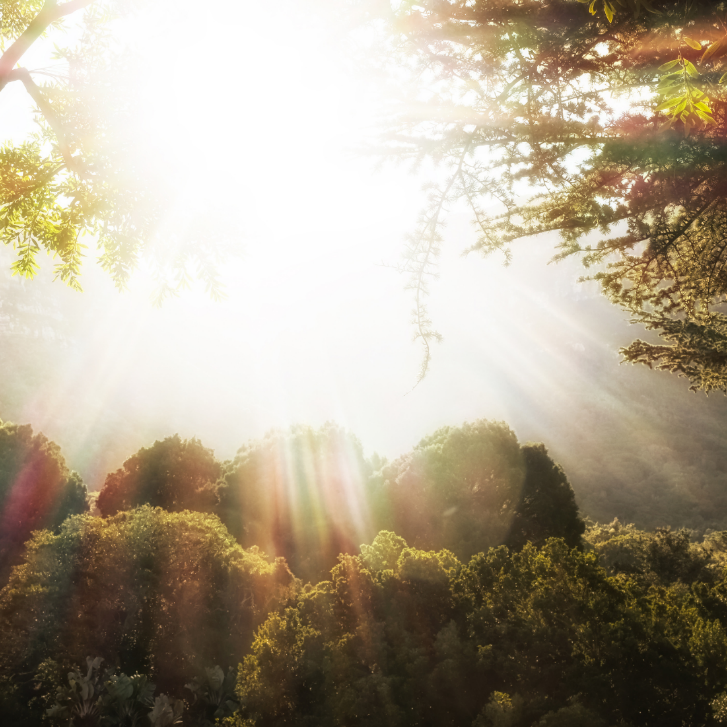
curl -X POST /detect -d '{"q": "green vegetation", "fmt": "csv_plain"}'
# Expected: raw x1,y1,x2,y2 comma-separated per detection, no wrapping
0,418,87,578
363,0,727,390
0,416,726,724
0,0,224,298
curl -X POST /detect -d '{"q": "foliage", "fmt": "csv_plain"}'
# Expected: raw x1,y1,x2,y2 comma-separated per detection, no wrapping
218,423,376,583
369,420,585,560
0,506,295,698
0,0,226,296
0,418,87,578
46,655,186,727
585,518,718,585
233,533,727,726
185,665,239,726
97,435,223,518
219,420,583,582
360,0,727,391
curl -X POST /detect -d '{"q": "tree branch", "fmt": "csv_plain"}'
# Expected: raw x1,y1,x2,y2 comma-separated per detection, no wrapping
0,0,96,91
6,67,76,172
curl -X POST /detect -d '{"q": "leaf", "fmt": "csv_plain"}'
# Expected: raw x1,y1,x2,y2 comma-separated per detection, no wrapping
685,60,699,78
604,1,614,22
720,72,727,84
695,101,712,113
658,60,680,71
695,109,716,124
683,37,702,51
702,40,723,63
589,0,597,13
656,97,684,111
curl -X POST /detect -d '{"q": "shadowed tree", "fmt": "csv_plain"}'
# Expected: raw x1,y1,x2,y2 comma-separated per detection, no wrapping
97,435,222,517
0,418,87,578
368,420,584,559
218,424,375,584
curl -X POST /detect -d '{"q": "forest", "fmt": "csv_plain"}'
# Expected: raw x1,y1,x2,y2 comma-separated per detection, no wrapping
2,417,727,726
4,0,727,724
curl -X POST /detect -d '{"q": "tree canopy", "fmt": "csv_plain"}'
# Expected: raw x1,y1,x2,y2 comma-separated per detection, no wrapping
369,420,585,558
0,418,87,578
362,0,727,391
96,434,223,518
232,533,727,726
0,506,295,698
218,424,376,583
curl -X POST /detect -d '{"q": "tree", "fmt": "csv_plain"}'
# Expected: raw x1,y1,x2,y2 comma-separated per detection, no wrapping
218,424,376,583
0,418,87,578
0,506,295,698
362,0,727,391
0,0,225,298
232,534,726,726
96,435,223,517
368,419,585,559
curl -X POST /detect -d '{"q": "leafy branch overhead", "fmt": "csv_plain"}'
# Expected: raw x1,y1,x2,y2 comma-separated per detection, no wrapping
0,0,226,299
365,0,727,392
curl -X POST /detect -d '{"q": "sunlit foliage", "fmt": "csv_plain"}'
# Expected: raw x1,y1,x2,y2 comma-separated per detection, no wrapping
0,418,87,579
585,518,718,585
0,507,295,700
232,532,727,726
0,0,226,297
362,0,727,391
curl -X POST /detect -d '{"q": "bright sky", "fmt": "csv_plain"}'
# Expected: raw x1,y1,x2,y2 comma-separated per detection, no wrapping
3,0,727,516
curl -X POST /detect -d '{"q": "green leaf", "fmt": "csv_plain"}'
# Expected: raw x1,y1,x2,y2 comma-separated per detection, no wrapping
719,72,727,84
683,37,702,51
695,101,712,113
658,60,680,72
603,1,614,22
685,60,699,78
589,0,597,13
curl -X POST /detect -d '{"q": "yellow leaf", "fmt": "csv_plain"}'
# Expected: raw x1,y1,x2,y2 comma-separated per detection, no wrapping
683,37,702,51
656,97,683,111
603,1,614,23
702,40,722,63
658,59,680,71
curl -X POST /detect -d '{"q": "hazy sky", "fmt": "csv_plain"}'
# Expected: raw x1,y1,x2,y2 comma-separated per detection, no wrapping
2,0,727,520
